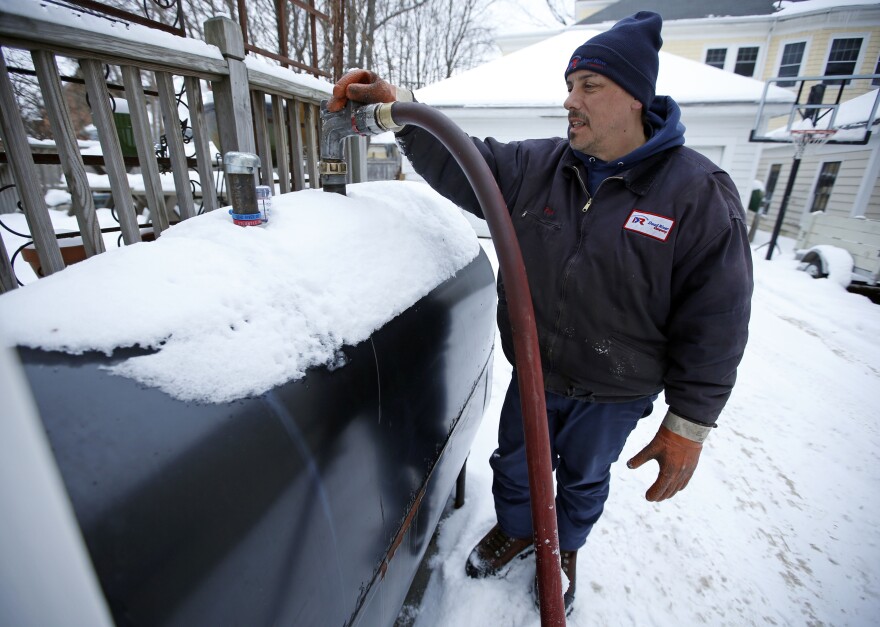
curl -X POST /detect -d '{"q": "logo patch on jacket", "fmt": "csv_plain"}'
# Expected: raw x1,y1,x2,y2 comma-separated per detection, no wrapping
624,210,674,241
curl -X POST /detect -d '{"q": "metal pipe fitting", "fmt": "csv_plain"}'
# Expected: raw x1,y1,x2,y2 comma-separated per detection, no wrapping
223,151,260,215
352,103,401,135
319,100,354,195
320,101,404,195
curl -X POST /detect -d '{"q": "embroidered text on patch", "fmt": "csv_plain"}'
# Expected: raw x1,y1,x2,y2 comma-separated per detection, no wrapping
624,210,674,242
569,56,608,73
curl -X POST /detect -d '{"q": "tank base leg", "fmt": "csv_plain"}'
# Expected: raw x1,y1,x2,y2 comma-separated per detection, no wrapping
454,459,467,509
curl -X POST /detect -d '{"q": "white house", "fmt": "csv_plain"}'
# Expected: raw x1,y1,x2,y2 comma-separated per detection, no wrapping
755,88,880,235
409,27,794,209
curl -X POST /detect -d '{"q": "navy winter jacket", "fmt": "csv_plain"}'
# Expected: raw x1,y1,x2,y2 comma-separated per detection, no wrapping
397,97,753,425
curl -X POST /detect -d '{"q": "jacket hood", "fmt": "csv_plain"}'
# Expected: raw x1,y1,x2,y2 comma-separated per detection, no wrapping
639,96,686,159
574,95,686,194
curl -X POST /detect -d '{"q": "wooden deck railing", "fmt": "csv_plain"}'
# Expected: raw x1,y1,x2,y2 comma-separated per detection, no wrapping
0,10,331,292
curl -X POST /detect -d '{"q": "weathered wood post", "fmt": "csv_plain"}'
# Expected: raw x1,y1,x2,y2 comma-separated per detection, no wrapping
32,50,105,258
0,48,64,281
79,58,142,245
204,17,255,156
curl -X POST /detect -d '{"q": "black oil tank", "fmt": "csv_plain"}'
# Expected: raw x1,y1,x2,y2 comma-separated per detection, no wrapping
18,248,496,627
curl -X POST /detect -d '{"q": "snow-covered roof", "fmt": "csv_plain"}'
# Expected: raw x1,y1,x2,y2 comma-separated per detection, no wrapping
576,0,778,24
415,28,794,108
773,0,880,17
575,0,877,25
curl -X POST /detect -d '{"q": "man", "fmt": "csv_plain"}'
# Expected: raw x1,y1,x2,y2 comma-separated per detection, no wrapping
328,11,752,615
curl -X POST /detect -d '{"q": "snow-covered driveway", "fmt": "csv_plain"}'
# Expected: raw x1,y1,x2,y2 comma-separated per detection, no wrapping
405,236,880,627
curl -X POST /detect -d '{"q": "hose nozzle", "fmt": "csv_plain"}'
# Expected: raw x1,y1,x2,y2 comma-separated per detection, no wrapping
319,100,402,195
352,103,402,135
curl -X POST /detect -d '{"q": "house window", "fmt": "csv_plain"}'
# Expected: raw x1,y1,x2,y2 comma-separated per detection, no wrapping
873,53,880,87
810,162,841,212
735,46,759,77
824,37,862,84
705,48,726,69
778,42,806,87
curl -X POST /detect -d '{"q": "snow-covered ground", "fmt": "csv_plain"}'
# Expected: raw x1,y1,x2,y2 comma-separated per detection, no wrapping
403,234,880,627
2,191,878,626
3,1,878,624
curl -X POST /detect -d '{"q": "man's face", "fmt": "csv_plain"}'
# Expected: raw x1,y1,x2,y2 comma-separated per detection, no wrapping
563,69,645,161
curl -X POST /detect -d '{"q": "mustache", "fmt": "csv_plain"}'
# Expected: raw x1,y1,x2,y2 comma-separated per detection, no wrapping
568,112,589,125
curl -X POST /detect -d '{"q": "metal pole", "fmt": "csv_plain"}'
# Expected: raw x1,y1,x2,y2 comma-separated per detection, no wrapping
276,0,288,68
765,155,801,261
331,0,345,81
308,0,319,78
235,0,249,48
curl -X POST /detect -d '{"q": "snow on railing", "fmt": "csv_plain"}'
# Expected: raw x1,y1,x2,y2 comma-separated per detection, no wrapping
0,3,332,292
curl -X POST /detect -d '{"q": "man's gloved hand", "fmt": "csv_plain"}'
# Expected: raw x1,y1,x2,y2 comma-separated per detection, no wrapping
327,69,412,112
626,425,702,502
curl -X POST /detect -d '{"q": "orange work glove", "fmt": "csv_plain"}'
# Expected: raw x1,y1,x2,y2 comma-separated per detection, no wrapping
327,69,404,112
627,425,703,502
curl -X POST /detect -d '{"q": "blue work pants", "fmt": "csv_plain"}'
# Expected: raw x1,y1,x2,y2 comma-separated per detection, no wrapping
490,373,655,551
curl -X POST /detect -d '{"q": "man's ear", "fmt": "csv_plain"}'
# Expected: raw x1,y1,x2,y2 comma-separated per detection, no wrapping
631,98,644,112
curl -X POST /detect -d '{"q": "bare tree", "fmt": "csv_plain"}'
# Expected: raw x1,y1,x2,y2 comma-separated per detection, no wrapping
342,0,431,71
185,0,494,87
438,0,494,80
544,0,574,26
17,0,496,90
2,49,46,138
373,0,494,89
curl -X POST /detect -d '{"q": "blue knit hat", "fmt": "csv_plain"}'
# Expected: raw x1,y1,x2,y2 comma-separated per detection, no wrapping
564,11,663,108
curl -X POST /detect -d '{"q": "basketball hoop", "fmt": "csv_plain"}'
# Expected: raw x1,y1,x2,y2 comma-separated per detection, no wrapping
790,128,836,158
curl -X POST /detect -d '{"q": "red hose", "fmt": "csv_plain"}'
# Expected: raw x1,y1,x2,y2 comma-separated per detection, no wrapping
390,102,566,626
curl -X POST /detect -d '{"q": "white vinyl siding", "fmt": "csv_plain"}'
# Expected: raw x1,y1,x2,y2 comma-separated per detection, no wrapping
866,174,880,220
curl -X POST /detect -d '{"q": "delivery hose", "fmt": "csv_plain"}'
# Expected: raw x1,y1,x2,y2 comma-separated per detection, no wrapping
375,101,566,626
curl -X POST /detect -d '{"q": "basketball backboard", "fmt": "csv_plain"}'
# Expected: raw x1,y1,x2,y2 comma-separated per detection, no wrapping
749,73,880,146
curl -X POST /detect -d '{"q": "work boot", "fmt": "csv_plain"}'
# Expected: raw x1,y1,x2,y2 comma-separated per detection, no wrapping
465,524,534,578
533,549,577,616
